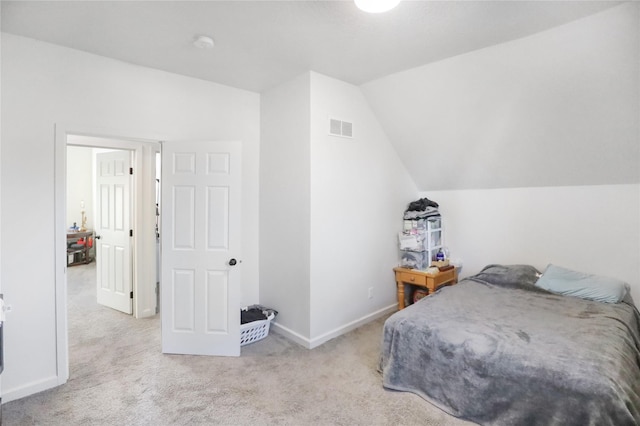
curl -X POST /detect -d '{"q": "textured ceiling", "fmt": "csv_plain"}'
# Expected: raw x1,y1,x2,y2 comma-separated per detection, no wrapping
0,1,623,93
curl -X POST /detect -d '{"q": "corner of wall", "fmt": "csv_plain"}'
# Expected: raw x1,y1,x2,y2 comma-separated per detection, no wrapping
259,73,312,340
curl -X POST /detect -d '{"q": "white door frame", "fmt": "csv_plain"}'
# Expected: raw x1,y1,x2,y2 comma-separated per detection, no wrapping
54,124,160,384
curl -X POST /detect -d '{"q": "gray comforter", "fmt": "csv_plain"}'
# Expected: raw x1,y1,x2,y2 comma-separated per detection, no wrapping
380,265,640,425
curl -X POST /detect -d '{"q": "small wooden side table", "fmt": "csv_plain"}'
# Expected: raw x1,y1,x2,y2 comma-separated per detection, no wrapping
393,267,458,310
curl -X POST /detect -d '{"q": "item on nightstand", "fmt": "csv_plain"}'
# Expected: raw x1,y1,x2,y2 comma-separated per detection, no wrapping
425,266,440,275
398,232,425,251
403,197,440,220
401,251,430,270
432,259,450,268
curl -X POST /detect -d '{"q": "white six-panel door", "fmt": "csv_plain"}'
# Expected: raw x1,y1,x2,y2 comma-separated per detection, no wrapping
96,150,133,314
161,141,241,356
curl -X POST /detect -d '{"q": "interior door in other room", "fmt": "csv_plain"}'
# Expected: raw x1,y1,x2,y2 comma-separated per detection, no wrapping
95,150,133,314
161,141,241,356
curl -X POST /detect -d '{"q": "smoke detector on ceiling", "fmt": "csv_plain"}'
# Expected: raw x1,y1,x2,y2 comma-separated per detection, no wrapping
193,35,215,49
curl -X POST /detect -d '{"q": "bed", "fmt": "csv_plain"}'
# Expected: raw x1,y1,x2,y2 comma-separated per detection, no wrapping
380,264,640,425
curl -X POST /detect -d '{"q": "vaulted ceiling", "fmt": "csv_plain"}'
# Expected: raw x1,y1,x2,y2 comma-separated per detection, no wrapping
2,1,636,191
1,1,622,93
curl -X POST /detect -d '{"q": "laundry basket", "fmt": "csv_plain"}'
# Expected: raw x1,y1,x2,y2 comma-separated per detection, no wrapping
240,312,275,346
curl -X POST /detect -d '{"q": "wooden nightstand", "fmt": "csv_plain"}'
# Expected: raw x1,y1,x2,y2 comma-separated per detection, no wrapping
393,267,458,310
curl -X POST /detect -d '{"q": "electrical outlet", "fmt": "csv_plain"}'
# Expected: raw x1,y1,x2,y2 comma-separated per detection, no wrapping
368,287,373,299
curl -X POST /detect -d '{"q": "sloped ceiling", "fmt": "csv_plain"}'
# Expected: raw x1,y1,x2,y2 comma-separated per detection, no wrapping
0,0,622,93
361,3,639,190
2,1,636,191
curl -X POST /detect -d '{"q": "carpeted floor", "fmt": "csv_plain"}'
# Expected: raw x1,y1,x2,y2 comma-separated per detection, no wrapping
3,263,471,425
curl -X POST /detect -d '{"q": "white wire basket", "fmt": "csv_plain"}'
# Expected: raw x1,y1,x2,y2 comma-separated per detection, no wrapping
240,313,275,346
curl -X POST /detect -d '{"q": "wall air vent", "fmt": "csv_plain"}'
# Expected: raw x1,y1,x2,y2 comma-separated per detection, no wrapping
329,117,353,138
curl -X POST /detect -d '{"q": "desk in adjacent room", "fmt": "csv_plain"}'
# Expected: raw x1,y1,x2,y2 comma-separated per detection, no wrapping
67,230,94,266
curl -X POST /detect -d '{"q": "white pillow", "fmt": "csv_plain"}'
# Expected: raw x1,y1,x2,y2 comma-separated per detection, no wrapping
535,264,629,304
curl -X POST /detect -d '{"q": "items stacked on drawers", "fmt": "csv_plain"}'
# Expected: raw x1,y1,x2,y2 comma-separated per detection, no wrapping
398,198,442,270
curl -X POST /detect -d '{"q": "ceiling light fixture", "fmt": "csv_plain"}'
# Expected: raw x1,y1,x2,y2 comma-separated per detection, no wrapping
193,35,215,49
354,0,401,13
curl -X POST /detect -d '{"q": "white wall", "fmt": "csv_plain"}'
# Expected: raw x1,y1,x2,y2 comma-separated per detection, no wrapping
260,73,311,340
362,2,639,191
261,72,417,347
308,72,417,343
361,2,640,307
424,184,640,302
66,146,94,230
1,33,260,401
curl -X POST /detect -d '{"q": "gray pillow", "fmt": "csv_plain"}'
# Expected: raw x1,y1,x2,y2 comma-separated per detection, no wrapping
535,264,630,304
470,264,547,293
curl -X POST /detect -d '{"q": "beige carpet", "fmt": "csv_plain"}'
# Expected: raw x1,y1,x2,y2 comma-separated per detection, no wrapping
3,263,472,426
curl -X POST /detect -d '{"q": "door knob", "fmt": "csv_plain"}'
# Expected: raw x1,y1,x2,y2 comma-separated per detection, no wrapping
95,235,102,239
228,258,237,266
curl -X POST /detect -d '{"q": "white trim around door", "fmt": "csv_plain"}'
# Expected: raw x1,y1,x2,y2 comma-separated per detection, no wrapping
54,124,160,387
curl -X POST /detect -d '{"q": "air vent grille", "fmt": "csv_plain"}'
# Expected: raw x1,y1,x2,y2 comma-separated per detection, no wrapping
329,117,353,138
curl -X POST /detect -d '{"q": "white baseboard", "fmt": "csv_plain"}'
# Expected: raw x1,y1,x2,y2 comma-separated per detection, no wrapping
2,375,62,403
135,307,156,319
270,322,312,348
270,303,396,350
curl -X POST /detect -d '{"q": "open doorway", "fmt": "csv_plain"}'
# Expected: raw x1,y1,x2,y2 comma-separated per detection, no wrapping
56,131,242,378
63,134,162,383
67,146,135,314
64,133,160,318
54,128,161,385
